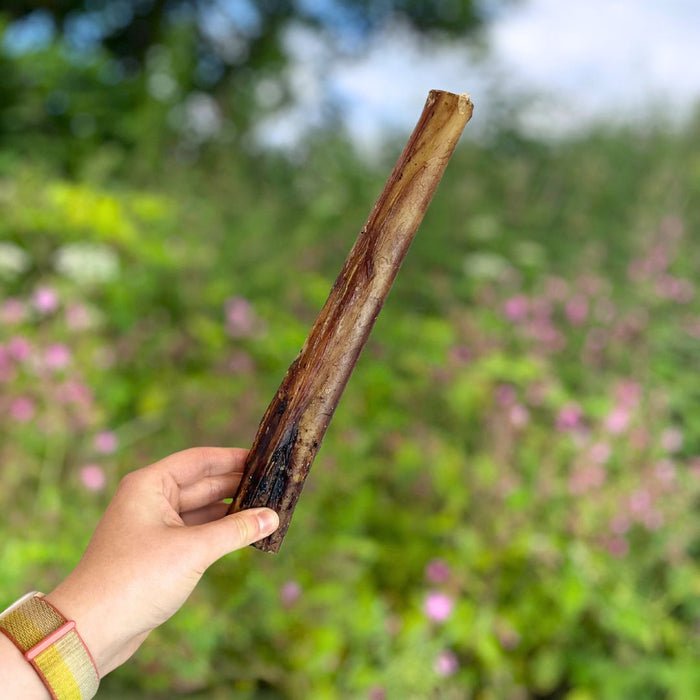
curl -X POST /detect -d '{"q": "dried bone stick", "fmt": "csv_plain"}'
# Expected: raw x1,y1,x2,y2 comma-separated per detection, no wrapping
228,89,473,552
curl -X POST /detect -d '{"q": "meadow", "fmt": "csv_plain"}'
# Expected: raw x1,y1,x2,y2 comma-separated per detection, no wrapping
1,89,700,696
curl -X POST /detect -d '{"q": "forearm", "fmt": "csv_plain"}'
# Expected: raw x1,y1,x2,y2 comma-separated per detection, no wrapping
0,631,50,699
0,449,278,699
44,579,145,678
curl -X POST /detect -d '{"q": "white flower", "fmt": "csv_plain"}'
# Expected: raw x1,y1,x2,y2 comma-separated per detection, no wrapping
54,243,120,284
462,252,509,281
0,242,30,278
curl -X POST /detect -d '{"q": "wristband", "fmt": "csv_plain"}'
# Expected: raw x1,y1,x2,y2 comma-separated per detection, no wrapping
0,591,99,700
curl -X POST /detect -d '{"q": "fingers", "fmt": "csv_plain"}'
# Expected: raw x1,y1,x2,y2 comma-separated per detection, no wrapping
190,508,280,566
180,501,230,526
150,447,248,487
178,472,242,513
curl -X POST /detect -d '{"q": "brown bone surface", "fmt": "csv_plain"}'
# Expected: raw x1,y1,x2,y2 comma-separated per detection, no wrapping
228,90,473,552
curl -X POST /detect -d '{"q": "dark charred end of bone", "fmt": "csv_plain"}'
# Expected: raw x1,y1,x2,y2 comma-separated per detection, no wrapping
239,424,299,509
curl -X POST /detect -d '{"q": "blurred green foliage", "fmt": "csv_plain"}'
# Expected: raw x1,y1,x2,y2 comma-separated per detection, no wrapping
2,7,700,699
1,0,509,163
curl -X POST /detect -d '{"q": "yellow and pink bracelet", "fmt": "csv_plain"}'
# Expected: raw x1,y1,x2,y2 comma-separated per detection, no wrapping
0,592,99,699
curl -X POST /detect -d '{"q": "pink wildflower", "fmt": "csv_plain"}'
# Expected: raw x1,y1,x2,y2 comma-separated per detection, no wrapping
65,304,92,330
56,380,92,405
530,318,566,352
0,346,15,382
1,298,26,323
280,581,301,607
10,397,36,422
224,296,257,337
509,404,530,428
629,489,652,516
7,337,31,361
33,286,59,314
94,431,118,454
368,686,387,700
434,650,459,677
80,465,106,492
503,295,528,321
614,380,641,408
495,384,516,406
425,558,451,584
654,459,676,487
605,406,630,434
556,404,583,431
424,592,454,623
608,537,629,558
496,624,521,650
589,442,611,465
660,428,683,453
565,295,588,326
656,276,694,303
568,465,606,495
44,343,71,370
448,345,472,365
609,515,630,535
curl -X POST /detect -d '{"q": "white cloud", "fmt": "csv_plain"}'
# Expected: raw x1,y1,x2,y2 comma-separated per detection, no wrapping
490,0,700,132
331,23,484,150
259,0,700,149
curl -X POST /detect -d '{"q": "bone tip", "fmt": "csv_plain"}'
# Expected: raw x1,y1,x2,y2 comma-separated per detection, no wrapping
427,90,473,116
458,93,473,115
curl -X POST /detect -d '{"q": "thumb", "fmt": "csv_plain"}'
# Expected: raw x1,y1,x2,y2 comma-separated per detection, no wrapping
191,507,280,566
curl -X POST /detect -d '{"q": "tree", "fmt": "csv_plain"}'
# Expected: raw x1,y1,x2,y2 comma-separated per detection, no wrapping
0,1,513,167
3,1,501,69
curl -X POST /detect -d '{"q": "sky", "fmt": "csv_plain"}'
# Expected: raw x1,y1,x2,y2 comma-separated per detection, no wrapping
261,0,700,150
4,0,700,150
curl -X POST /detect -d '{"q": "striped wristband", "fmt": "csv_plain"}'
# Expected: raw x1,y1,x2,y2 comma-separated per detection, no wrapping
0,592,99,700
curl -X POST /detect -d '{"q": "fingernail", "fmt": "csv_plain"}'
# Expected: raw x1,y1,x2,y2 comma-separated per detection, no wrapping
256,509,279,535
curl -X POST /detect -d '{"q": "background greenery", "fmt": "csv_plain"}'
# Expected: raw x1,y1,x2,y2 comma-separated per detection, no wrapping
1,2,700,698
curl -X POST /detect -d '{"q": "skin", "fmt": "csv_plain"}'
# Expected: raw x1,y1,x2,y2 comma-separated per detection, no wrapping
0,447,279,698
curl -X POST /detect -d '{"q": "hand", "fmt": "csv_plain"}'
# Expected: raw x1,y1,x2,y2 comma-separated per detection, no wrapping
44,447,279,677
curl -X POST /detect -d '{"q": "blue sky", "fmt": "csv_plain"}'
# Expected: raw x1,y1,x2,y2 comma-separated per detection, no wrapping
260,0,700,149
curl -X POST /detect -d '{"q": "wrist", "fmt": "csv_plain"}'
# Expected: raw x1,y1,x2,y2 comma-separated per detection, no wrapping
0,631,50,699
0,591,99,699
45,574,146,678
44,584,114,678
